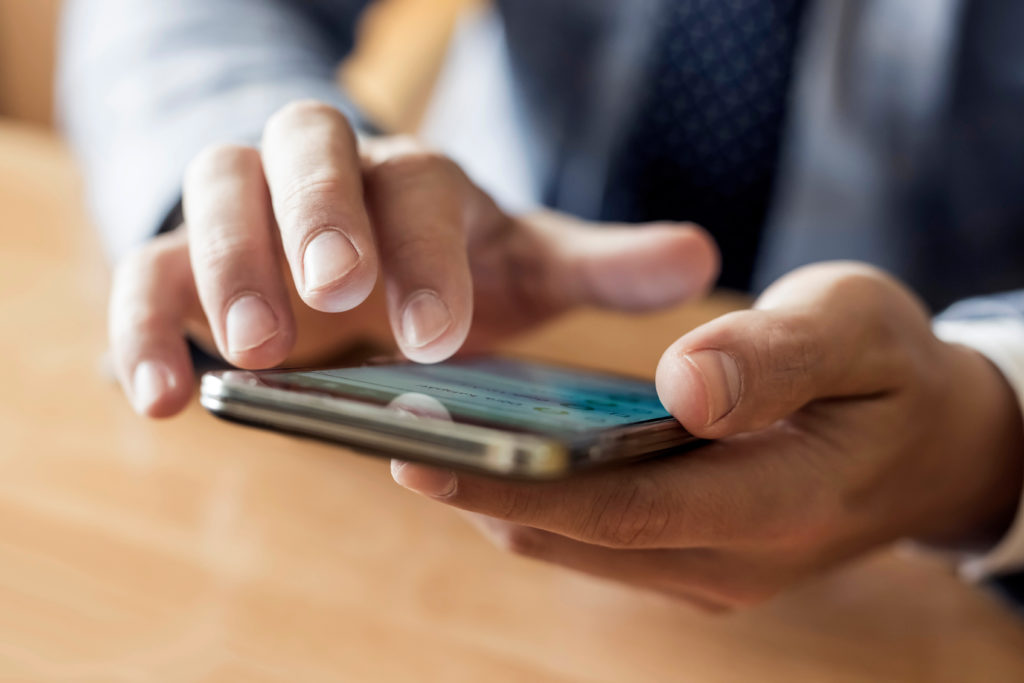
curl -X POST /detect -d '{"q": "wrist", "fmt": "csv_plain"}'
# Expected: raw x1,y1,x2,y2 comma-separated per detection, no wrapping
920,342,1024,549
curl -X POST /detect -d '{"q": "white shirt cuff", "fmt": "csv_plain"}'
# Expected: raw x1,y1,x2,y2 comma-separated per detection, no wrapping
933,317,1024,580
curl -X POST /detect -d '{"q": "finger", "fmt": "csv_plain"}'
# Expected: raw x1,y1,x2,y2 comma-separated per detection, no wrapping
364,152,474,363
261,100,378,313
656,263,922,439
109,231,197,417
462,513,731,611
466,516,737,610
391,425,818,550
526,212,720,312
184,143,297,368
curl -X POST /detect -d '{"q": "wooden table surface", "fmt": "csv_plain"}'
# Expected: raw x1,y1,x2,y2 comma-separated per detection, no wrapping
3,119,1024,682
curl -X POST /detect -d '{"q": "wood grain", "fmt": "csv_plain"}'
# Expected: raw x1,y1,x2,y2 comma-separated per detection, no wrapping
3,120,1024,681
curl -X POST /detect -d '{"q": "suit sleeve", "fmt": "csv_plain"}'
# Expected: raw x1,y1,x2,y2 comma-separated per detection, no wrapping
57,0,373,260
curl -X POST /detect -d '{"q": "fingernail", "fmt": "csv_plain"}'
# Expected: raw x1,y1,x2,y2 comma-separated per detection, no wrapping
225,294,279,354
132,360,175,414
303,230,360,293
683,350,741,425
401,290,453,349
391,460,458,498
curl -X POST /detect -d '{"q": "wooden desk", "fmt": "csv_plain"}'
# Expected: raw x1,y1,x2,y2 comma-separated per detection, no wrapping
2,119,1024,681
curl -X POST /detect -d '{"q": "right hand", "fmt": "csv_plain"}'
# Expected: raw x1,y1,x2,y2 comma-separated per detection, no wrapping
109,100,719,418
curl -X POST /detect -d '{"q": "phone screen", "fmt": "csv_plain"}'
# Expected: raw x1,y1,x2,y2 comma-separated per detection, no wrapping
258,358,673,437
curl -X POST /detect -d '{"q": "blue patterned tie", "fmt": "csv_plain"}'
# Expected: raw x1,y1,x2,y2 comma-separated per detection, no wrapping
602,0,807,290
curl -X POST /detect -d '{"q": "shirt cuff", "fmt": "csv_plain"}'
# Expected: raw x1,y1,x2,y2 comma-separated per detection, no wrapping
933,317,1024,580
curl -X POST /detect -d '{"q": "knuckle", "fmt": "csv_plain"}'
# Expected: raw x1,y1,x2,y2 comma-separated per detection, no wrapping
112,236,180,295
756,314,822,401
186,142,258,186
275,171,352,226
145,231,189,265
765,315,820,374
108,236,195,364
267,99,350,136
108,289,167,351
818,266,915,341
191,227,263,275
111,244,150,287
815,265,927,379
825,263,895,295
366,151,462,192
831,270,897,316
582,477,673,548
494,488,537,524
360,134,424,164
385,227,458,264
110,307,165,344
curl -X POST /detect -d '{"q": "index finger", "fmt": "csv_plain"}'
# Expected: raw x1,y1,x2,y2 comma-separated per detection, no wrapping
390,427,817,549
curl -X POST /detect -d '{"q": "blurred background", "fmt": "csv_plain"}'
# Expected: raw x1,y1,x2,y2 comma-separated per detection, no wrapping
0,0,476,140
0,0,62,126
6,4,1024,681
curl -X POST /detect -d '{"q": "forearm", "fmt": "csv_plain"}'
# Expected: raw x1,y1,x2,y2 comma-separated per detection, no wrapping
57,0,372,260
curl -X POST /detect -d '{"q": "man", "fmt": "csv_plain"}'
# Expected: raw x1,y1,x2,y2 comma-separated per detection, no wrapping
59,0,1024,610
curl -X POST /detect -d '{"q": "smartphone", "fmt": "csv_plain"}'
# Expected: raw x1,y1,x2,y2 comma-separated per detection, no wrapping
200,356,700,480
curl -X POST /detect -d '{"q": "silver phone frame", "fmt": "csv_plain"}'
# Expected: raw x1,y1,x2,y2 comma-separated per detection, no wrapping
200,367,698,480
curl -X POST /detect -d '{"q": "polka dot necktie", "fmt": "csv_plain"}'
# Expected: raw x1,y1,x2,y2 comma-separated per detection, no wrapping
602,0,807,290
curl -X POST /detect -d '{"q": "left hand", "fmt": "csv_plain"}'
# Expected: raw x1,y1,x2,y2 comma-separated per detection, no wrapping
392,262,1024,610
109,100,718,418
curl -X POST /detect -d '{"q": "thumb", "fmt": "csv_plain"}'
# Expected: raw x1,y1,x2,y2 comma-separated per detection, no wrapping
532,213,720,311
655,265,916,439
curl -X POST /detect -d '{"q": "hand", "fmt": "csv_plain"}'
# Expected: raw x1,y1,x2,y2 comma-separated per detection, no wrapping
392,263,1024,610
109,100,719,417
